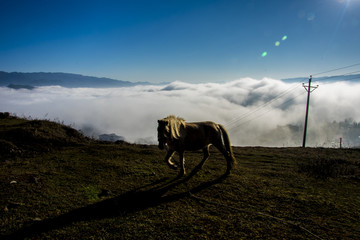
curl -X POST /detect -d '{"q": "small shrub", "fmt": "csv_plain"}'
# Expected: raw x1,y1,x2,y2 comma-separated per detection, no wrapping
0,112,10,119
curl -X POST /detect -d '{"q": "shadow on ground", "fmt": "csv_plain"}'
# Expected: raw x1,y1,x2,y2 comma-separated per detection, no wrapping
3,167,229,239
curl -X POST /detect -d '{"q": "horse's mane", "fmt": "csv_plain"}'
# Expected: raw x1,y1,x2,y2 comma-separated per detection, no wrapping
161,115,186,140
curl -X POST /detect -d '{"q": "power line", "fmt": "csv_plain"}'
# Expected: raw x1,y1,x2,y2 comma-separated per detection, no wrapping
312,62,360,76
225,82,302,130
225,61,360,136
226,89,306,131
342,70,360,75
313,70,360,82
230,91,306,130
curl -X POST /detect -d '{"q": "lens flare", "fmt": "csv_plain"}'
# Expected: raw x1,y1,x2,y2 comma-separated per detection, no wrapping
307,12,315,21
260,35,287,58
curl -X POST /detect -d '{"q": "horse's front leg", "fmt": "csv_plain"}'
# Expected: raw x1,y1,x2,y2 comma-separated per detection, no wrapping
178,151,186,176
164,149,177,170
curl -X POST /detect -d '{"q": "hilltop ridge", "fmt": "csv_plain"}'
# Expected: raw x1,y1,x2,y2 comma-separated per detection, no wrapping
0,112,91,159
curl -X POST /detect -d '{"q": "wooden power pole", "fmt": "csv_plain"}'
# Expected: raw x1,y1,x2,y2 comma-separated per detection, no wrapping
302,75,318,148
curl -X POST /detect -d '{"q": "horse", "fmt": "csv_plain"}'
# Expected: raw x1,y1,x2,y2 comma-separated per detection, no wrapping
157,115,236,176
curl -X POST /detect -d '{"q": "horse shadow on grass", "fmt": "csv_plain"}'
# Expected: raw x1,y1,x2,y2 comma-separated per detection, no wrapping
4,166,229,239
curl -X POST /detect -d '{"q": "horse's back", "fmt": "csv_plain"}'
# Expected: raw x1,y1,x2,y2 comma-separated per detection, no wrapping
186,121,219,134
183,121,220,150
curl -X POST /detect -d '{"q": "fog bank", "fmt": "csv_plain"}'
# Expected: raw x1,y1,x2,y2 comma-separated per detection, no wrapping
1,78,360,147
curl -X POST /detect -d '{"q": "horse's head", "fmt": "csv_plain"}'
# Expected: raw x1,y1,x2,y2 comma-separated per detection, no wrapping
158,116,185,150
157,119,169,150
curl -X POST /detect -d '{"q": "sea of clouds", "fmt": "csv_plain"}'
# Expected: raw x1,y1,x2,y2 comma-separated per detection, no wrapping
1,78,360,147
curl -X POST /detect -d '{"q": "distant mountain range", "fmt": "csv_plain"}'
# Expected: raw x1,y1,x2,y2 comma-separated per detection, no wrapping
0,71,151,88
1,71,359,89
282,74,360,83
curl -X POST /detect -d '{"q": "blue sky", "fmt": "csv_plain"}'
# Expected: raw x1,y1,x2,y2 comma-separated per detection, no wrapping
1,0,359,83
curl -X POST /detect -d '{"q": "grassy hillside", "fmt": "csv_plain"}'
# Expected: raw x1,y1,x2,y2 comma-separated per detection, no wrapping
1,113,360,239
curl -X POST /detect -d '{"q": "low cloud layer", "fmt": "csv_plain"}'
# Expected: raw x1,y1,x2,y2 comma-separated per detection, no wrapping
1,78,360,147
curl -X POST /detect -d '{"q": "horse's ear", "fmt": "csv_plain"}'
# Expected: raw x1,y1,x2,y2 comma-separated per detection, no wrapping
158,119,168,125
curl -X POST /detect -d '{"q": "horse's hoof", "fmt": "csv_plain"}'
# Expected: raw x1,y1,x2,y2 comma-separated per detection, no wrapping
169,165,178,170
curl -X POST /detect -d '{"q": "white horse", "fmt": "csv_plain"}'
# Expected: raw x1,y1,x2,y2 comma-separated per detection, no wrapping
157,115,236,176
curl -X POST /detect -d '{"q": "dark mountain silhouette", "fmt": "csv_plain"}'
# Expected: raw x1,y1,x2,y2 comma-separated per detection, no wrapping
2,71,358,89
0,71,150,88
7,84,35,90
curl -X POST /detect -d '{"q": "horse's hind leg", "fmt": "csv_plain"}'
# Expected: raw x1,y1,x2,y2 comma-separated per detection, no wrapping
196,145,210,170
213,141,233,175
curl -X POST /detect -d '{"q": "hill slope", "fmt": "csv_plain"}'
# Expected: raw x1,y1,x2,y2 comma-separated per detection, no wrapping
1,114,360,239
0,113,90,160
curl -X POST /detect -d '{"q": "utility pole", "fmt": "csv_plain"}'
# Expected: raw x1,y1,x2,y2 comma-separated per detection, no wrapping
302,75,318,147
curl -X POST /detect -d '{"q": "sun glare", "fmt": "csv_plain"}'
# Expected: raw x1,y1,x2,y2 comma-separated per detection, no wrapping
337,0,360,6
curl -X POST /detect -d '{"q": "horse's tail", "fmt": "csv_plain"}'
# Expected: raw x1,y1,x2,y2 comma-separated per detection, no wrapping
218,124,236,169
